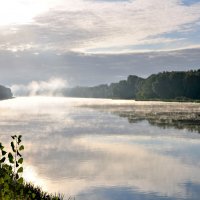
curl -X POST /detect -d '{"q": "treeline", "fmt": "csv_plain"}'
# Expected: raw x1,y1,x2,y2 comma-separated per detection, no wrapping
64,69,200,100
0,85,13,100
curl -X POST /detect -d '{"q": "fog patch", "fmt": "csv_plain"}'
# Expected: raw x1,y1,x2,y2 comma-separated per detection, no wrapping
11,78,67,96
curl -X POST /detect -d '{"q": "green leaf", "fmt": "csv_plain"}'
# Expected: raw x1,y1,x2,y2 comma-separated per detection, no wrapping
17,167,23,173
19,145,24,151
18,177,23,184
8,165,12,171
11,141,16,152
16,173,19,180
11,135,17,140
17,151,22,157
4,174,10,181
0,143,4,150
8,153,14,164
0,177,4,184
32,193,36,199
18,158,23,164
0,157,6,163
17,135,22,145
2,150,7,156
20,189,24,196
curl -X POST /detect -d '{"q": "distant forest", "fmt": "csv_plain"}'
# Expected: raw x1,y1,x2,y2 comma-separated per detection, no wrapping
64,69,200,100
0,85,12,100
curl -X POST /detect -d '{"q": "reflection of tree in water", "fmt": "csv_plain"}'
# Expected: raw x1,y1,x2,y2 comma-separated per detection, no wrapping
116,111,200,133
82,102,200,133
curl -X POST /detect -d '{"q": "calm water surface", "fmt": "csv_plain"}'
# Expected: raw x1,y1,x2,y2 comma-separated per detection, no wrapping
0,97,200,200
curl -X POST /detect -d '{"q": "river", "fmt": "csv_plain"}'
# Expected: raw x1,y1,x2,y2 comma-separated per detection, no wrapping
0,97,200,200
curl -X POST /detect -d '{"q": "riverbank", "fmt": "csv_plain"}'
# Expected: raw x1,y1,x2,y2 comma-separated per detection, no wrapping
0,136,64,200
0,165,64,200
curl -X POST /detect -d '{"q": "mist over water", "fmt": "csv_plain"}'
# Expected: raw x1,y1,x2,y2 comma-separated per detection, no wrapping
11,78,68,96
0,97,200,200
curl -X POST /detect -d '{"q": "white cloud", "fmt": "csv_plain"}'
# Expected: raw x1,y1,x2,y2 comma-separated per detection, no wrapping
0,0,200,53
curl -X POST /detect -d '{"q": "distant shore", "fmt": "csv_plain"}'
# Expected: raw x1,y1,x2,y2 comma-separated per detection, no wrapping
63,70,200,101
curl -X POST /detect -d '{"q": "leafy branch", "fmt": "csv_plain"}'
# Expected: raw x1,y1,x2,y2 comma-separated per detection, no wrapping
0,135,64,200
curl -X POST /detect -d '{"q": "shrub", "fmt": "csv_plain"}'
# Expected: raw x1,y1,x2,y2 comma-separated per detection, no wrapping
0,135,64,200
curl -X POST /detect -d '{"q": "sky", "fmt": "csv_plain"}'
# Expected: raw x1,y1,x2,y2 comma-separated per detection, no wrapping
0,0,200,88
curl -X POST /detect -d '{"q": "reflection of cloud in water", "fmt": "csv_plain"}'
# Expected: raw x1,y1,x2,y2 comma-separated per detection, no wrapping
77,184,200,200
0,97,200,199
23,135,200,199
23,166,46,189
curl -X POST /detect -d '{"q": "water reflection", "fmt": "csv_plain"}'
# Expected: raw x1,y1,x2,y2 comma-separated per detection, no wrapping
0,97,200,200
82,101,200,133
117,112,200,133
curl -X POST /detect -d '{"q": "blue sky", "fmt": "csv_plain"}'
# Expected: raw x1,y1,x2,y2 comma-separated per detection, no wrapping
182,0,200,6
0,0,199,86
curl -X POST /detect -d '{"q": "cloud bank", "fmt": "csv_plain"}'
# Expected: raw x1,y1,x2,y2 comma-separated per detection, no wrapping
1,48,199,87
0,0,199,86
0,0,200,53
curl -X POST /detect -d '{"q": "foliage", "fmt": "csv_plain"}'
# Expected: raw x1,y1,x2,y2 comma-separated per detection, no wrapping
0,85,13,100
64,69,200,100
65,75,144,99
0,136,64,200
138,70,200,100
